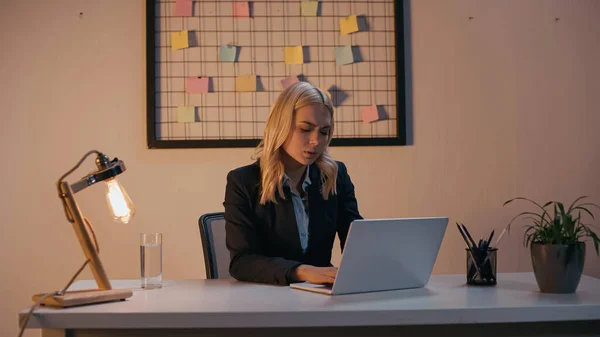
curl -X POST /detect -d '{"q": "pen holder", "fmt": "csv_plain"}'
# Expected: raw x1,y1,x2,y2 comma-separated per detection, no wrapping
466,248,497,286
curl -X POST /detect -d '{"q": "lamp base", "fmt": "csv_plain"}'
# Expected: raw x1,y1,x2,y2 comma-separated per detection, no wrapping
32,288,133,308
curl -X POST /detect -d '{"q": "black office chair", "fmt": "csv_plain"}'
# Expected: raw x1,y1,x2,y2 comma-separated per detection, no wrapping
198,212,232,279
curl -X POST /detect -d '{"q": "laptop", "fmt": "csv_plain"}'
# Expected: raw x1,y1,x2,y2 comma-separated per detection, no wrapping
290,217,448,295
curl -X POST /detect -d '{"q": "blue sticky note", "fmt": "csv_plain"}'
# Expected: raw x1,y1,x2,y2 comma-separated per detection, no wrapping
219,45,237,62
334,46,354,66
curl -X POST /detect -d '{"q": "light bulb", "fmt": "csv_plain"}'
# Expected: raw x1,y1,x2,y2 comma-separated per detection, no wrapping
105,177,135,224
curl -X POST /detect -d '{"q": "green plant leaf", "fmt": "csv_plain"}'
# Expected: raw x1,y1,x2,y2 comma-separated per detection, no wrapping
505,196,600,249
582,224,600,256
506,211,550,229
560,202,576,236
576,202,600,210
567,196,589,213
521,216,545,227
504,197,552,213
572,206,596,220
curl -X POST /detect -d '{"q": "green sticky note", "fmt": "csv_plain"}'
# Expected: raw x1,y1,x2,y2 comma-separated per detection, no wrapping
301,1,318,17
177,106,195,123
334,46,354,66
219,45,237,62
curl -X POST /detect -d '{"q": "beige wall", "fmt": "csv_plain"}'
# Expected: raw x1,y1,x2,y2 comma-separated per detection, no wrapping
2,1,599,336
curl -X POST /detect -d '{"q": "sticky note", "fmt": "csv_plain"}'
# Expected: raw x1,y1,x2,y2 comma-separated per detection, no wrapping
280,76,300,89
233,2,250,17
236,75,257,92
186,77,209,94
171,30,189,50
361,105,380,124
319,86,332,99
175,0,193,17
301,1,318,16
284,46,304,65
177,106,196,123
334,46,353,65
219,45,237,62
340,15,359,36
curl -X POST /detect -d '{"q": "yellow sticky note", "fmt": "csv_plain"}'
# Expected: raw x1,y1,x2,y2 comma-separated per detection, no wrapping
301,1,318,17
177,106,195,123
171,30,189,50
284,46,304,65
340,15,359,36
236,75,257,92
319,86,332,99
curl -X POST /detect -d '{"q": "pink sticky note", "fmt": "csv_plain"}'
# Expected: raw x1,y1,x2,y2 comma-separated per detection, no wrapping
175,0,193,17
360,105,380,123
280,76,300,89
233,2,250,17
186,77,209,94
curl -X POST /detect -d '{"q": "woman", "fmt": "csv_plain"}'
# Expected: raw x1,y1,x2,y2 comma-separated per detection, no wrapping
223,82,362,286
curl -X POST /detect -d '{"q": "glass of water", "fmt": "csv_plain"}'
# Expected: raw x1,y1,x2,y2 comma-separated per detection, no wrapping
140,233,162,289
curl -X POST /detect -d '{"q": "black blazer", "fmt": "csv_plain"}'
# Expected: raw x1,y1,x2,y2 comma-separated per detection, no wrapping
223,160,362,285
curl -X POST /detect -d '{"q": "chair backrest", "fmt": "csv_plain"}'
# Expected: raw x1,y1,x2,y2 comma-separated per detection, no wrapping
198,212,232,279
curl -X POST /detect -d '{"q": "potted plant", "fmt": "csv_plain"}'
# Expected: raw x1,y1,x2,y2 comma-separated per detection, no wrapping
503,196,600,293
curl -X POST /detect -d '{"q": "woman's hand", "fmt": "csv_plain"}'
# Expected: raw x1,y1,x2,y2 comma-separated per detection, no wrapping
291,265,338,284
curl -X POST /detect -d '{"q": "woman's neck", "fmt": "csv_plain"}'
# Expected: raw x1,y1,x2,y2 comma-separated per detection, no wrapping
280,153,307,190
286,165,306,189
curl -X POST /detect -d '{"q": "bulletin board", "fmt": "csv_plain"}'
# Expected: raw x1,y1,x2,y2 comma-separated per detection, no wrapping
146,0,406,148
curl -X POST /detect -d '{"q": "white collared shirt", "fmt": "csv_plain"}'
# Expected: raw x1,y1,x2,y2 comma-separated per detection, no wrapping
282,166,311,254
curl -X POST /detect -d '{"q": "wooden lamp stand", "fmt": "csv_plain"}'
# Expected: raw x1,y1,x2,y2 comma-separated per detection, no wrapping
32,151,134,308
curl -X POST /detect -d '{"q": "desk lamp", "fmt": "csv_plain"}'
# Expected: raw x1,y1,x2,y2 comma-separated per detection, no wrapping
32,150,136,307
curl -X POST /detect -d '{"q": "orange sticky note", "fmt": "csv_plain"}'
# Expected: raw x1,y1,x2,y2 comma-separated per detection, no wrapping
171,30,189,50
236,75,257,92
233,2,250,17
361,105,381,123
340,15,359,36
186,77,209,94
280,76,300,89
177,106,196,123
284,46,304,65
175,0,193,17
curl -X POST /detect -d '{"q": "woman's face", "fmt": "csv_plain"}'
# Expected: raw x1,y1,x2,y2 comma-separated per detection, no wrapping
281,104,331,169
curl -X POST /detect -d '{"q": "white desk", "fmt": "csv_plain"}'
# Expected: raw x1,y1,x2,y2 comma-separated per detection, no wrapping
20,273,600,337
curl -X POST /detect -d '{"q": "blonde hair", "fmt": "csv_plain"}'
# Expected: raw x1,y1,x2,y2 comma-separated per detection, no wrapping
253,82,338,205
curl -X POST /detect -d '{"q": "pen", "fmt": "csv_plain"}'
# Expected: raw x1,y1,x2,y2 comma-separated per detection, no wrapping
461,224,478,250
456,224,484,280
494,227,508,248
456,223,470,247
487,230,495,246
